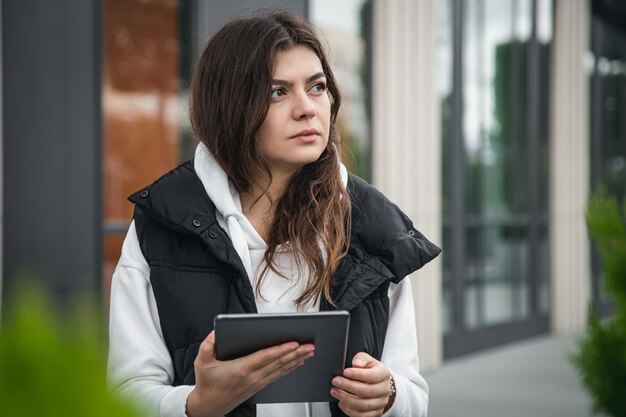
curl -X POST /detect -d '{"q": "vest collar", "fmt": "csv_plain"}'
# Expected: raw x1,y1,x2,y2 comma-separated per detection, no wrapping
129,161,441,311
129,161,254,309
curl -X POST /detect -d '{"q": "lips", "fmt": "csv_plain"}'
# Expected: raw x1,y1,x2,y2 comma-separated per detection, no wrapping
290,128,320,138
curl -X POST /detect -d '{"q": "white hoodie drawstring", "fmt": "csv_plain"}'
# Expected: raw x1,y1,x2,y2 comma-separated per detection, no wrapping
226,213,253,279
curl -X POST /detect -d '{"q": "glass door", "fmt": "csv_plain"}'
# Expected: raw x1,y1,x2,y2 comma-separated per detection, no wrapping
439,0,552,358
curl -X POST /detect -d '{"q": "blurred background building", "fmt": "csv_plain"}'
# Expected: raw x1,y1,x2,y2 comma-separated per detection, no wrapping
1,0,625,372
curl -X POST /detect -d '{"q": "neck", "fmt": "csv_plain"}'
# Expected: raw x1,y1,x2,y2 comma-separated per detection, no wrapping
239,170,294,240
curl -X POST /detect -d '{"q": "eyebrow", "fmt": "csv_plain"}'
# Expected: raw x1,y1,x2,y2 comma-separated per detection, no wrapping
271,72,326,87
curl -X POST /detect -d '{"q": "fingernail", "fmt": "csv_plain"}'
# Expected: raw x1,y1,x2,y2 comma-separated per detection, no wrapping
330,388,339,397
343,369,352,378
332,377,341,386
355,359,364,367
305,352,315,359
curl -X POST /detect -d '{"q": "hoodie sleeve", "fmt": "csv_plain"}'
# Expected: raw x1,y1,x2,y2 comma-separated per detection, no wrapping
380,278,429,417
107,221,195,417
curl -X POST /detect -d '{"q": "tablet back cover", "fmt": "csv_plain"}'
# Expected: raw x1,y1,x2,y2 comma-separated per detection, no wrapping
214,311,350,403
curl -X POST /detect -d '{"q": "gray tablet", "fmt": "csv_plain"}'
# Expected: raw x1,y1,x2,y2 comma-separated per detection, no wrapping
214,311,350,404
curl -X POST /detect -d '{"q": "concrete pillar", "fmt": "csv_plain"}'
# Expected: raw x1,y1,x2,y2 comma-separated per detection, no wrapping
550,0,591,332
373,0,442,371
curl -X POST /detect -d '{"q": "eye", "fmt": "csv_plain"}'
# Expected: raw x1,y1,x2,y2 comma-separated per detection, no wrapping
271,88,286,100
310,82,327,93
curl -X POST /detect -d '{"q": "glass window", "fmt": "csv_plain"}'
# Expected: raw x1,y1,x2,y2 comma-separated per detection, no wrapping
539,225,550,314
465,225,530,327
442,285,454,333
439,0,455,335
439,0,454,220
440,0,551,354
463,0,533,220
591,20,626,201
590,5,626,314
102,0,193,304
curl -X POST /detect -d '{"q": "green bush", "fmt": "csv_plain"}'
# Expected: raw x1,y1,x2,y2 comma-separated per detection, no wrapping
0,284,145,417
572,188,626,417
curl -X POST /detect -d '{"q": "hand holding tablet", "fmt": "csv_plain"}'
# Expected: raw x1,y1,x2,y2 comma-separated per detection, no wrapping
213,311,350,404
186,330,314,417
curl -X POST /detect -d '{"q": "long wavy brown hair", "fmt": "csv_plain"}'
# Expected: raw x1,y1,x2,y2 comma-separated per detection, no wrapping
189,10,351,308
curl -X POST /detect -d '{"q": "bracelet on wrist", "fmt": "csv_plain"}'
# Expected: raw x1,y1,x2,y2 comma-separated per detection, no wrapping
389,375,396,397
383,375,396,413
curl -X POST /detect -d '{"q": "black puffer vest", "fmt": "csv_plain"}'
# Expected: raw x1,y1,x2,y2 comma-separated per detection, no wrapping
129,161,440,417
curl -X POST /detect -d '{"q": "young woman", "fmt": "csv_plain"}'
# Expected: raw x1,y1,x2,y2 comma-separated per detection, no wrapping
107,10,440,417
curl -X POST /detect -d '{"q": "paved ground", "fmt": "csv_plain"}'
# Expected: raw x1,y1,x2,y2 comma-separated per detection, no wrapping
424,334,597,417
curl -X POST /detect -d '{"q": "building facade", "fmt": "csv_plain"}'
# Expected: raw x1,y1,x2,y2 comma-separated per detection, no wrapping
2,0,625,371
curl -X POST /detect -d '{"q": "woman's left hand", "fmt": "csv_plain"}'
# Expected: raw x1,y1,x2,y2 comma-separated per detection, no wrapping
330,353,394,417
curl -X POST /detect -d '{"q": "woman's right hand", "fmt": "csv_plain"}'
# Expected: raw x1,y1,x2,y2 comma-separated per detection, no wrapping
185,331,315,417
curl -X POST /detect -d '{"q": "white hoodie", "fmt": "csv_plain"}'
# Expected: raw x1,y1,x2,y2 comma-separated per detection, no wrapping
107,143,429,417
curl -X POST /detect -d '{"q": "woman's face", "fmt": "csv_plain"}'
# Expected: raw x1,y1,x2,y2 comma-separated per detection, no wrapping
255,45,331,178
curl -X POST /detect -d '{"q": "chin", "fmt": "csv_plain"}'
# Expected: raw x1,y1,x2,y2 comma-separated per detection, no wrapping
300,151,327,165
268,146,328,174
290,147,326,165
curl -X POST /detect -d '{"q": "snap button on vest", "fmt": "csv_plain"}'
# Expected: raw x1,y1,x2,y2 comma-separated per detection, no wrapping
209,231,217,239
192,219,201,227
408,229,416,236
139,189,149,198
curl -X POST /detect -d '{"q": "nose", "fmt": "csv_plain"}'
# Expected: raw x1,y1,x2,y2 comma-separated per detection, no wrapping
292,92,316,120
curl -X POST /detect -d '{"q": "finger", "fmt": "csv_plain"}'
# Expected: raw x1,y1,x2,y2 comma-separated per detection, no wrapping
332,375,389,399
240,341,301,372
352,352,375,368
257,343,315,374
331,387,387,414
343,364,389,384
243,342,315,376
262,349,314,382
195,331,218,366
261,344,315,378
